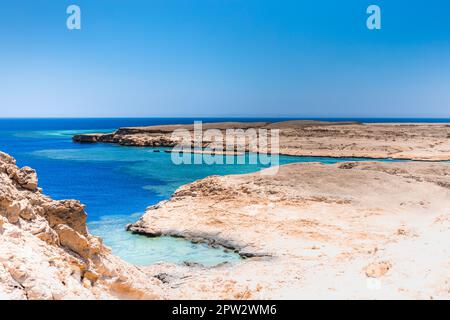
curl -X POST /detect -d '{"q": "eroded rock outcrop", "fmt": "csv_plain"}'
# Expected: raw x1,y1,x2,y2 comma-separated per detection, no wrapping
133,162,450,299
0,151,164,300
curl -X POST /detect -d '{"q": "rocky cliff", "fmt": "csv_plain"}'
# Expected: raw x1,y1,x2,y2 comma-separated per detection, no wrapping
0,151,164,300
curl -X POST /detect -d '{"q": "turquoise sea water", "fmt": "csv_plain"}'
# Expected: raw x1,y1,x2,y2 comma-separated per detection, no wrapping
1,118,443,266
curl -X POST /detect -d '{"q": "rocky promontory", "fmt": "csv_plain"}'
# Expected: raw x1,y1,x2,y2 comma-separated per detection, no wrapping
131,161,450,299
0,151,164,300
73,121,450,161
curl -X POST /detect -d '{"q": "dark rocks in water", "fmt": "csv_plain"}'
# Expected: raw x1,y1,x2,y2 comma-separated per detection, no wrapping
73,133,115,143
72,134,100,143
126,223,163,237
183,261,204,268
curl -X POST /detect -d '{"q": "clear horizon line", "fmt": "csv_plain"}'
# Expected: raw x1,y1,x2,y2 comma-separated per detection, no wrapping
1,116,450,120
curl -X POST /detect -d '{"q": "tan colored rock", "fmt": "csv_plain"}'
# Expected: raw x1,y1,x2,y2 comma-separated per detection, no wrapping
132,161,450,299
364,261,392,278
0,151,15,166
10,166,38,191
73,121,450,161
0,199,35,224
0,151,165,300
54,224,92,259
84,270,100,283
2,199,21,224
42,200,88,236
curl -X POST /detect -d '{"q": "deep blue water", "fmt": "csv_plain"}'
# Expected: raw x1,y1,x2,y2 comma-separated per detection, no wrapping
0,118,445,266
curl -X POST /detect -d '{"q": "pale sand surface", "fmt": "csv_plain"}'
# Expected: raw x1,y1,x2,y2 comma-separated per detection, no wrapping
129,162,450,299
73,121,450,161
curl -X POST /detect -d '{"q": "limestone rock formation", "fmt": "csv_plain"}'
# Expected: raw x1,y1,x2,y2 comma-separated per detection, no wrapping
73,121,450,161
0,151,164,300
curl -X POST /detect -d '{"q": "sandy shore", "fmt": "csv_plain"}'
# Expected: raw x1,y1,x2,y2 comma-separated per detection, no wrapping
73,121,450,161
129,161,450,299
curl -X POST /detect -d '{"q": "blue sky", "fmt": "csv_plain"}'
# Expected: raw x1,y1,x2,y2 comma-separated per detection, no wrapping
0,0,449,117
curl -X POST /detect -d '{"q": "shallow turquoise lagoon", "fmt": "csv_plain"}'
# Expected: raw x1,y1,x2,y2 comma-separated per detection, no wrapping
0,119,407,267
89,214,242,266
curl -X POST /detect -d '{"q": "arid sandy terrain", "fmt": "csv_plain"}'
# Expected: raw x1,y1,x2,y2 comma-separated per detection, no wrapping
131,161,450,299
1,121,449,299
74,121,450,161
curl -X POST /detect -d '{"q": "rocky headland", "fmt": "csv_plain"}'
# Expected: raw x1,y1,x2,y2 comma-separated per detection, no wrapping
73,121,450,161
0,151,164,299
